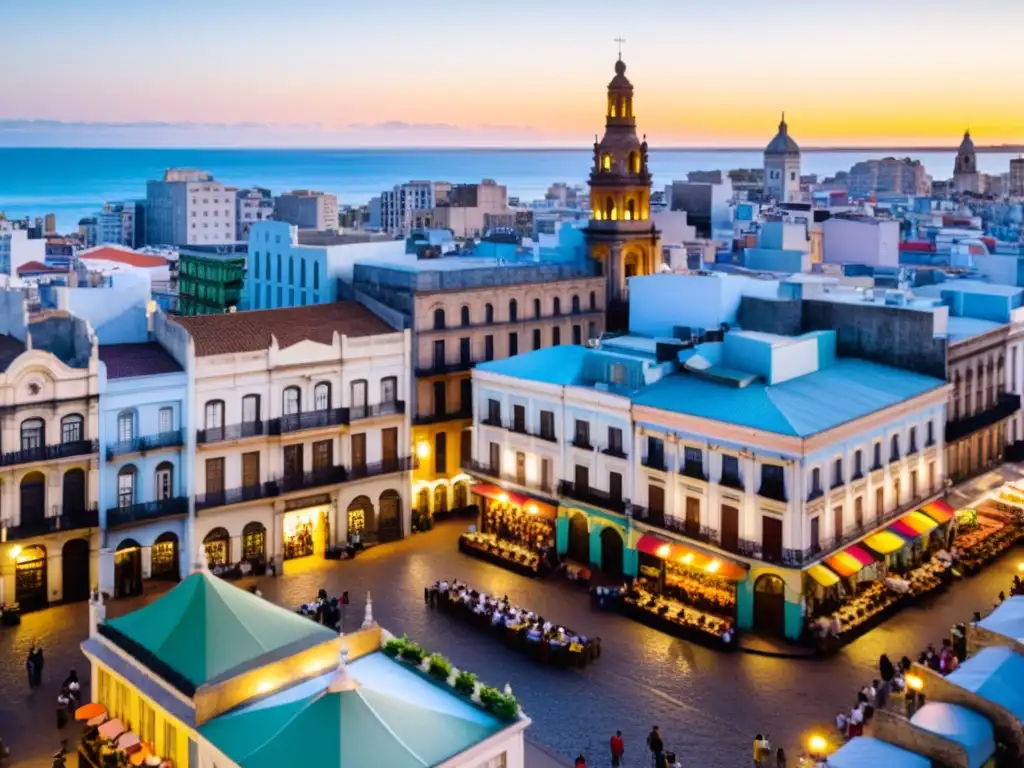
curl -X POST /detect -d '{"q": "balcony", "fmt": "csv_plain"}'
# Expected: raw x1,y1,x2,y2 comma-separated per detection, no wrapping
642,455,668,472
279,465,350,494
482,415,503,428
349,456,415,480
272,407,350,435
0,440,97,467
631,505,722,547
196,482,278,512
461,458,553,494
602,446,627,459
757,480,787,504
558,480,627,514
719,473,744,491
807,487,824,502
349,401,405,422
946,392,1021,443
197,420,268,445
680,462,707,481
107,497,188,528
415,358,479,377
3,505,100,540
414,406,472,426
571,438,594,451
106,430,185,460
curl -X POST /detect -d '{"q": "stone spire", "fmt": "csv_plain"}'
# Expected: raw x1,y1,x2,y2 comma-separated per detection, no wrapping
327,648,356,693
361,591,375,629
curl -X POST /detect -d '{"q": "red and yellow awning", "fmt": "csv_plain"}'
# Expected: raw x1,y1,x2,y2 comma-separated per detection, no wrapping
888,511,938,539
806,563,841,588
919,500,955,524
824,544,876,578
470,484,556,518
863,530,907,555
635,534,747,581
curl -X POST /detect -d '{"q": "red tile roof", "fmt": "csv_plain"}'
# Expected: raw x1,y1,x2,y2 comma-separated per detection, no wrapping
17,261,67,275
173,303,396,357
80,247,168,268
99,342,184,379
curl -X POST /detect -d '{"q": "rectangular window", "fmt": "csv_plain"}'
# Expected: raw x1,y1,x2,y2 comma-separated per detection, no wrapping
646,436,664,469
312,439,332,471
485,335,494,361
433,339,445,369
487,399,501,425
489,441,500,473
872,442,881,469
435,432,446,474
574,419,590,448
382,427,398,464
138,699,156,746
163,722,178,767
608,426,623,454
721,454,740,484
609,470,623,501
540,410,555,440
460,378,472,413
926,420,934,446
158,406,173,433
541,457,551,492
508,332,518,356
909,426,918,453
572,325,582,345
853,449,862,478
811,467,821,495
832,458,843,488
459,337,471,364
574,463,589,491
351,432,366,470
433,381,446,418
683,446,703,477
242,395,260,424
242,451,260,488
205,400,224,430
284,444,303,477
552,326,561,346
205,457,225,494
97,668,111,708
513,404,526,433
533,328,541,350
460,428,472,469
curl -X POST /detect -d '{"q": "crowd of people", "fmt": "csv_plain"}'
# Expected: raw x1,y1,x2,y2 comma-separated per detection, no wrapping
624,582,735,644
482,503,554,551
24,643,81,734
426,579,597,666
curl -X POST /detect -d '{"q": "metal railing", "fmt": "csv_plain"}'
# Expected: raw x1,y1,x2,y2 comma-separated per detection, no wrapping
106,430,185,460
0,440,97,467
349,401,405,421
3,505,99,540
196,483,278,512
106,497,188,527
558,480,627,514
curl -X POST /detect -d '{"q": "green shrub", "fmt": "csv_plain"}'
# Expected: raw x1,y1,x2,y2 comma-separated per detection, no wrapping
383,636,406,658
427,653,452,681
400,640,425,664
454,670,477,695
478,686,518,719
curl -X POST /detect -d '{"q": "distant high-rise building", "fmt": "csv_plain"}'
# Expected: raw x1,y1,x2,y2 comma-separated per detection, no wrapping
379,181,441,235
848,158,931,198
1009,158,1024,197
763,114,801,203
273,189,338,231
235,187,274,240
952,131,981,195
145,169,237,246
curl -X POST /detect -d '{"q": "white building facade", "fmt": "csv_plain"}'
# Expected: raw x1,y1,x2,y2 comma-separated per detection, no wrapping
380,181,438,235
145,169,237,247
235,187,274,240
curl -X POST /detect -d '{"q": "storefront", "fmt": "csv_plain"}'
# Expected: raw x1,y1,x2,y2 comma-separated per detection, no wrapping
459,484,557,575
13,545,48,611
150,532,180,581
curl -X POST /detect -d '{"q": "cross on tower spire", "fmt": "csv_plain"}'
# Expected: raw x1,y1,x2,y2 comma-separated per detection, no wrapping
614,37,626,60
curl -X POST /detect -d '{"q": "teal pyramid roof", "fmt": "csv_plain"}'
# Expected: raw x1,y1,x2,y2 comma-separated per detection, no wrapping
200,653,505,767
102,571,337,692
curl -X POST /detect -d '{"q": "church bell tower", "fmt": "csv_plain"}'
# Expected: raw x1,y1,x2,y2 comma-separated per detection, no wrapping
584,54,659,325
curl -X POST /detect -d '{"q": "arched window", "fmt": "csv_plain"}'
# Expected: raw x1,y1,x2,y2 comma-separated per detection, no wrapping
589,291,597,311
117,465,136,508
601,153,612,171
625,199,636,221
571,295,581,314
553,297,561,316
891,434,900,460
21,417,44,451
607,95,616,118
314,382,331,411
204,400,224,431
155,461,174,500
313,262,320,290
533,298,541,318
629,150,640,174
460,305,470,326
380,376,397,404
509,299,518,322
61,413,84,444
283,386,301,415
485,303,494,324
203,527,231,566
433,308,446,330
605,197,615,220
241,394,260,425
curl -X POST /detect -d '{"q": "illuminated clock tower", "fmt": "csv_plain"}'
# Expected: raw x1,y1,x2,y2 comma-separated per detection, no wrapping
585,54,659,324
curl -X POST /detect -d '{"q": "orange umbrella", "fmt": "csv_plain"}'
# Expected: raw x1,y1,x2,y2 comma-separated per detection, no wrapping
129,743,154,766
75,702,107,722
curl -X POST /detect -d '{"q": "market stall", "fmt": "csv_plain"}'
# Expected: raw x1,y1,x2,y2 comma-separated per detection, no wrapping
954,495,1023,573
459,484,557,576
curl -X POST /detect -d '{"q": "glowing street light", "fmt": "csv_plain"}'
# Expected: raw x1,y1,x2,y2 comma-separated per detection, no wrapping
905,674,924,692
808,735,827,755
415,441,431,460
656,544,671,558
8,545,22,561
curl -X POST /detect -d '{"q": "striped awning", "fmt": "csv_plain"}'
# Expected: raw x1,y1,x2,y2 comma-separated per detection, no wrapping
824,544,876,578
636,534,747,581
470,484,556,518
920,500,955,524
888,511,939,539
863,530,908,555
806,563,841,588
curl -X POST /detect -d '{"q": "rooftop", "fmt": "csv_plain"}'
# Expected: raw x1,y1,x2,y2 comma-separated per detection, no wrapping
80,246,169,268
914,279,1023,298
0,334,26,372
198,651,505,768
98,342,183,380
476,345,593,386
946,316,1005,343
101,571,337,694
16,261,67,276
632,357,945,437
174,302,394,357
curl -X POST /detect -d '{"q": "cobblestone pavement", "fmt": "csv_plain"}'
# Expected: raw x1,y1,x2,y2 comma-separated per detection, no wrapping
2,515,1022,768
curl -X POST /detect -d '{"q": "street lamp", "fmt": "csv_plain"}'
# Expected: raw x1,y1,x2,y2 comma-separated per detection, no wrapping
905,674,925,717
808,734,828,762
416,441,431,461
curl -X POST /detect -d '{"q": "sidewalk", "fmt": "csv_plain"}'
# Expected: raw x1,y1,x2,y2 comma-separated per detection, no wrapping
527,739,570,768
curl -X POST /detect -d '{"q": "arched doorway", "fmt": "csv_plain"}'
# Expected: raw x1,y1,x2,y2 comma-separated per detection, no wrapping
242,523,266,564
15,545,47,610
453,481,469,510
20,471,46,531
151,532,179,581
416,488,430,516
346,497,373,543
203,527,230,566
62,469,86,514
567,513,589,563
378,490,403,543
433,485,448,516
753,573,786,638
61,538,90,602
114,539,142,598
600,526,624,578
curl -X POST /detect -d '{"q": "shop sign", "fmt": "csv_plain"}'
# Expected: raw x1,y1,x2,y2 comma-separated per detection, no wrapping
285,494,331,512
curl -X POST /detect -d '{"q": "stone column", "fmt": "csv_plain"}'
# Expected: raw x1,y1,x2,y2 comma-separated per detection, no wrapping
141,545,152,579
98,547,114,597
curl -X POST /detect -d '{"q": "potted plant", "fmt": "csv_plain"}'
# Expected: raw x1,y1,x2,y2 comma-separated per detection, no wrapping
427,653,452,682
383,637,406,658
400,640,425,665
454,670,477,696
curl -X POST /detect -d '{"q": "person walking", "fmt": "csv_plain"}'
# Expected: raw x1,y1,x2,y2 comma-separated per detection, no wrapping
574,754,586,768
775,747,787,768
609,730,625,767
56,688,70,730
31,645,44,688
879,654,895,683
25,645,36,690
647,726,664,767
753,733,765,766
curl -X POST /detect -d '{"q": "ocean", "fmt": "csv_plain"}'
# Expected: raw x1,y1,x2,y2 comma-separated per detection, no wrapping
0,147,1019,234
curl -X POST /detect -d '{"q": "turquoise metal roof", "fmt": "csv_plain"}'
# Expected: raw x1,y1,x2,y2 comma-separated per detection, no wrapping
632,358,945,437
977,594,1024,642
476,345,591,386
199,652,504,767
911,702,995,768
945,645,1024,721
827,737,929,768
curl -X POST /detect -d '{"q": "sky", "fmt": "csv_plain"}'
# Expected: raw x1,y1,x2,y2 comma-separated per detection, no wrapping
2,0,1024,148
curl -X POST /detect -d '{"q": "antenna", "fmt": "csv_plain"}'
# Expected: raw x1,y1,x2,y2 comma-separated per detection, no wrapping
614,37,626,60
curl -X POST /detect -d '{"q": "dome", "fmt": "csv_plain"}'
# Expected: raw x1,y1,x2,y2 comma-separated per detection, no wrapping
959,130,976,153
608,58,632,90
765,114,800,156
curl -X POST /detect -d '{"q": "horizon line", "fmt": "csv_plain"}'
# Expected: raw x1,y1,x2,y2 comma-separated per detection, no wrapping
2,144,1024,153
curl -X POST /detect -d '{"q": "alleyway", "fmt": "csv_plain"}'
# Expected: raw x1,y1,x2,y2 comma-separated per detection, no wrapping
2,509,1021,768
